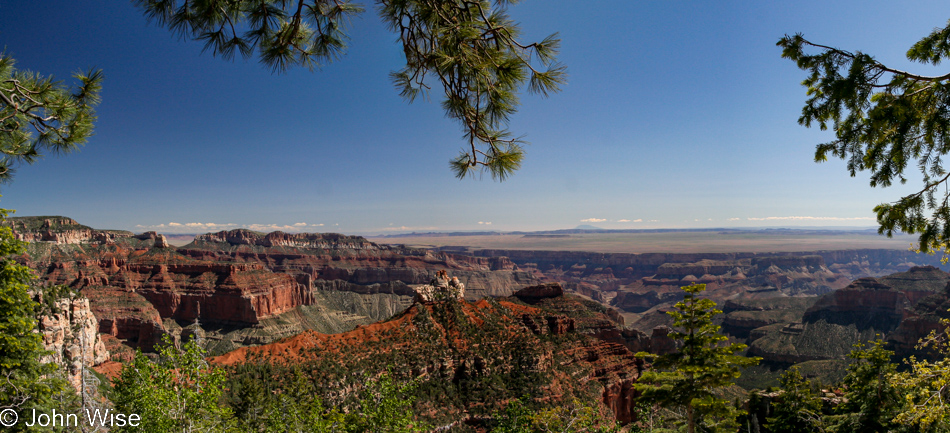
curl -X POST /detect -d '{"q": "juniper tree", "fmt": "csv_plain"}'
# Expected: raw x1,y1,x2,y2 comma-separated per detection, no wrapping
0,55,102,184
779,22,950,254
134,0,565,180
634,284,760,433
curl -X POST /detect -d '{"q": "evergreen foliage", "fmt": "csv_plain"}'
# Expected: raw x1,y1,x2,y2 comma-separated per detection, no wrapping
765,368,823,433
779,23,950,252
0,209,70,430
634,284,760,433
227,362,428,432
133,0,564,180
824,340,904,433
0,55,101,184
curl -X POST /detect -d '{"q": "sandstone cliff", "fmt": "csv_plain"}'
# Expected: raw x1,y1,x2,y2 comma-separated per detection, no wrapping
182,229,537,300
5,216,134,245
33,288,109,391
17,223,539,355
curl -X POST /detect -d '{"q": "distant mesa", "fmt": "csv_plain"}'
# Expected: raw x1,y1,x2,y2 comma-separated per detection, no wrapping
574,224,605,230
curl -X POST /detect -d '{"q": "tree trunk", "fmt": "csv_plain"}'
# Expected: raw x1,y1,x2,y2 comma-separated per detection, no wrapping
687,403,695,433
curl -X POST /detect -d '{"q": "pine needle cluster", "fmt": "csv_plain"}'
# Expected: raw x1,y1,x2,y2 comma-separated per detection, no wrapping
780,21,950,252
134,0,565,180
0,55,101,184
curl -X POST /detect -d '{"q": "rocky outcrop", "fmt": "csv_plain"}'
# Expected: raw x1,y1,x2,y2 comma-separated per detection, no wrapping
413,270,466,303
514,282,564,301
34,290,109,391
802,278,909,331
213,292,646,425
134,231,170,248
181,229,539,300
194,230,383,251
615,325,676,355
612,290,684,313
720,297,817,339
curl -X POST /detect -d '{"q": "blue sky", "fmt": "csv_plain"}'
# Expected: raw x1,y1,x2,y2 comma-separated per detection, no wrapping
0,0,947,235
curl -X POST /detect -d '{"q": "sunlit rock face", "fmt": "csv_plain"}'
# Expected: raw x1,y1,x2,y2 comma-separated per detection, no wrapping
34,291,109,391
413,270,466,303
14,220,540,355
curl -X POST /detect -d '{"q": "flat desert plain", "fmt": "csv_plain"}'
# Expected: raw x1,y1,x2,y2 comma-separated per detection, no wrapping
367,230,922,254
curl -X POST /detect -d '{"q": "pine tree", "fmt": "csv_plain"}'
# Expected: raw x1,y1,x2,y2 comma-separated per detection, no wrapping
765,368,824,433
779,21,950,252
634,284,760,433
134,0,565,180
0,211,71,426
827,340,904,433
0,55,101,184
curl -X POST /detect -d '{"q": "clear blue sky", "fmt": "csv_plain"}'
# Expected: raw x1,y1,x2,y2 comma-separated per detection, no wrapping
1,0,947,235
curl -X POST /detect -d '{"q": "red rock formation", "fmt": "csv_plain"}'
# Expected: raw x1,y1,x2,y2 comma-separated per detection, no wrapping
213,294,646,425
20,226,540,353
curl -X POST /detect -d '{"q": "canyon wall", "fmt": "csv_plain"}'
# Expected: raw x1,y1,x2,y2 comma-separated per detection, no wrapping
17,223,539,354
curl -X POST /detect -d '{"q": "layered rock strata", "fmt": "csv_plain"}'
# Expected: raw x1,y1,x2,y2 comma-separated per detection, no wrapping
18,224,539,353
748,266,950,364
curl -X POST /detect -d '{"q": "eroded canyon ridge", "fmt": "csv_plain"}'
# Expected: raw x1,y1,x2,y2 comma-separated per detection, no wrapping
11,216,950,422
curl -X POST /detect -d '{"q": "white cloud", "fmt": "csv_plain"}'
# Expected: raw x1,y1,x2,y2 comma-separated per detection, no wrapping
633,219,643,223
580,218,607,223
746,216,874,221
616,219,631,223
294,222,307,226
168,222,182,227
649,219,658,222
477,221,492,225
728,218,740,221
